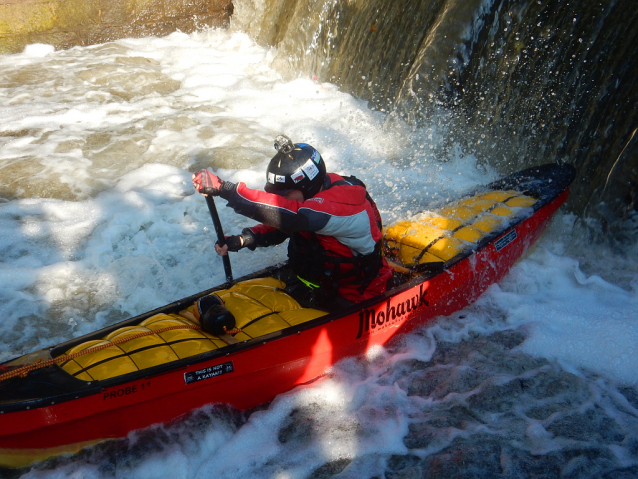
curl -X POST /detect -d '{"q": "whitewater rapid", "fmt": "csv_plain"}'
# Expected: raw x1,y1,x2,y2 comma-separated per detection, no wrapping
1,28,637,478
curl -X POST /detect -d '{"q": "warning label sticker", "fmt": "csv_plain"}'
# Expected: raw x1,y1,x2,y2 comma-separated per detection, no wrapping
184,361,234,385
494,229,517,251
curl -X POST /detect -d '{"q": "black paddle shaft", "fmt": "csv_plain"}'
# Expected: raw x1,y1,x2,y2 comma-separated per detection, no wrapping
205,195,233,284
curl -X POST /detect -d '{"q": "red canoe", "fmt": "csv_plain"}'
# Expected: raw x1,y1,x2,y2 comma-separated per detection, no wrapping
0,163,575,468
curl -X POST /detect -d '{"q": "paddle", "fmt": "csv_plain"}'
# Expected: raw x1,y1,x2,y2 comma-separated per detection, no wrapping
205,195,233,284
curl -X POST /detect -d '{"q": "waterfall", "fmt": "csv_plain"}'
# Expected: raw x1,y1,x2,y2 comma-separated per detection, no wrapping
232,0,638,246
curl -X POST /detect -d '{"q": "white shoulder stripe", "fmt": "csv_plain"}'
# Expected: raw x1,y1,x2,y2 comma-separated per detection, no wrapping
316,210,376,255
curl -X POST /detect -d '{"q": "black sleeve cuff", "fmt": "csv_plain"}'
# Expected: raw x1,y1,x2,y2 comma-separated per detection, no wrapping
240,228,257,250
218,181,237,200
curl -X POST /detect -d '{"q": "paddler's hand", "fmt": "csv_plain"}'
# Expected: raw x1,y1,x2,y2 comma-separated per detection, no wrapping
192,169,224,196
214,235,243,256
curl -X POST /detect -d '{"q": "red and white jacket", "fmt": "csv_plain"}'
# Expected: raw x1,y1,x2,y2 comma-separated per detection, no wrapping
219,173,393,302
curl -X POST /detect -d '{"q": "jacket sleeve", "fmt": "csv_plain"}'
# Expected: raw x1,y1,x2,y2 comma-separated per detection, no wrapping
219,182,330,233
241,225,289,249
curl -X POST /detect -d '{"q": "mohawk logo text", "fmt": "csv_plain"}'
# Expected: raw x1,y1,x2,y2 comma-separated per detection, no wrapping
356,284,429,339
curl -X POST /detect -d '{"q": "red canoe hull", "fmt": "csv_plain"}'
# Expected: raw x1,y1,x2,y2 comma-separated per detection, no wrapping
0,186,569,465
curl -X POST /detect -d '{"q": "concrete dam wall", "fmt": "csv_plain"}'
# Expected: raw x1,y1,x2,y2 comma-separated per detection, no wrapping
0,0,233,54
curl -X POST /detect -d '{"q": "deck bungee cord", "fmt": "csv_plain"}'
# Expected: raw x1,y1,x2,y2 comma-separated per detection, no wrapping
0,324,206,383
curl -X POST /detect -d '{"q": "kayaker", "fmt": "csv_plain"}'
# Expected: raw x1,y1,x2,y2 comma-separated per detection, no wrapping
192,135,393,307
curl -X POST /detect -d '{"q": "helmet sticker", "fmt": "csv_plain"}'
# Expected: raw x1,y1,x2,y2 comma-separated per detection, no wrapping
268,172,276,184
291,169,305,183
275,175,287,183
301,159,320,180
311,150,321,164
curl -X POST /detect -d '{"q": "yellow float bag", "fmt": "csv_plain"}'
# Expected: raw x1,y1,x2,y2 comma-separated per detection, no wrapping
60,278,327,381
383,190,536,267
197,278,327,342
60,314,226,382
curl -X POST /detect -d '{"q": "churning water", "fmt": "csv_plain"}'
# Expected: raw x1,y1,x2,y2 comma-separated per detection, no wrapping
1,26,637,479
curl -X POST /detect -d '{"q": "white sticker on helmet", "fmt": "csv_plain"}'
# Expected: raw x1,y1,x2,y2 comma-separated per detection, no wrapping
311,150,321,164
302,159,319,180
276,175,286,183
291,169,305,183
268,172,275,184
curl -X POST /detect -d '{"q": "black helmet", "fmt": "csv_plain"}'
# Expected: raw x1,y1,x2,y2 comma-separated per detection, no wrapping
264,135,326,199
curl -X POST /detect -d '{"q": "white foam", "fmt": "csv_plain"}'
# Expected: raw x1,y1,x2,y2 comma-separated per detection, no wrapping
498,246,638,385
22,43,55,57
426,213,638,386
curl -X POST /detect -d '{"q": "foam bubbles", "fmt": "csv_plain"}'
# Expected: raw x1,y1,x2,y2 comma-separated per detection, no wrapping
498,246,638,385
22,43,55,57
